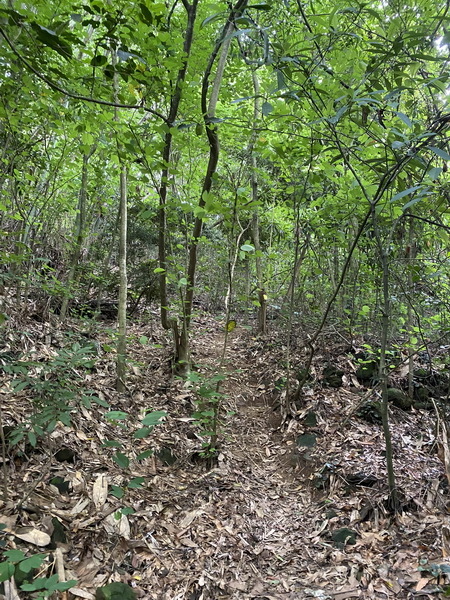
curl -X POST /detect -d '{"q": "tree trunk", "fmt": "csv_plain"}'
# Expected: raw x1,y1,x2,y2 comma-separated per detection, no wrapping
249,71,266,333
372,205,398,511
158,1,198,331
116,166,128,392
178,0,249,373
407,216,416,399
60,149,94,320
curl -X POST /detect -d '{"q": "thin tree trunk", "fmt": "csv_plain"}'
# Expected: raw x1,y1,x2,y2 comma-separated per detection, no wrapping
407,216,416,398
60,149,94,320
249,70,266,333
112,44,128,392
178,0,249,372
158,1,198,331
116,166,128,392
372,205,398,511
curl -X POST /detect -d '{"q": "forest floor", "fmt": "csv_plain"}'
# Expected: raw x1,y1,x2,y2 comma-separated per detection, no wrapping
1,308,450,599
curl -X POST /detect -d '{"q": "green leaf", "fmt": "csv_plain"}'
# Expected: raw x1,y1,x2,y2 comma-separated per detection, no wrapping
153,267,165,273
240,244,255,252
396,111,413,128
139,3,153,25
428,167,442,181
95,582,137,600
133,427,152,439
91,55,107,67
127,477,145,489
51,580,77,592
429,146,450,161
30,23,73,59
139,336,148,345
102,440,122,448
249,2,272,9
201,12,224,28
142,410,167,427
262,102,273,116
110,485,125,499
178,277,188,287
391,185,422,202
0,561,14,583
19,554,46,573
112,452,130,468
121,507,135,516
4,550,25,562
28,430,37,447
136,449,153,461
106,411,129,421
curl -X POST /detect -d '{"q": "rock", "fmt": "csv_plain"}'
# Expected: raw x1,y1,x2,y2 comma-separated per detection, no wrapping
387,388,413,410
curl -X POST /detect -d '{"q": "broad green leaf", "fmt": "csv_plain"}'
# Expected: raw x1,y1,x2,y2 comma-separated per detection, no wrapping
102,440,122,448
19,554,46,573
391,185,422,202
139,3,153,25
112,452,130,469
201,12,224,28
110,485,125,499
142,410,167,426
429,146,450,161
133,427,152,439
30,23,73,59
0,561,14,583
396,112,413,128
136,450,154,461
240,244,255,252
127,477,145,489
4,550,25,562
91,55,107,67
262,102,274,116
106,411,129,421
428,167,442,181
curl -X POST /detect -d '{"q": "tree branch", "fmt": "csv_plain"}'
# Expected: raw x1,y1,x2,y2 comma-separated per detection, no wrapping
0,26,168,123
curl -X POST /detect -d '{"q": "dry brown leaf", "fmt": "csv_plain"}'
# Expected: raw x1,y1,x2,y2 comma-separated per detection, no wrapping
69,588,96,599
104,512,130,539
179,509,203,529
415,577,430,591
14,527,51,547
0,514,18,531
92,474,108,509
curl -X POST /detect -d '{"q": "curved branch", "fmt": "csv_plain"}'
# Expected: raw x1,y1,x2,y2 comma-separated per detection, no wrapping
0,26,168,123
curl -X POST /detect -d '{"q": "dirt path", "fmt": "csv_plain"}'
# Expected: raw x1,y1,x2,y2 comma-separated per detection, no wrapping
3,316,447,600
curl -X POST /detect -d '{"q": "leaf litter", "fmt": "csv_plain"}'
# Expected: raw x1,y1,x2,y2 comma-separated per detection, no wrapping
0,311,449,599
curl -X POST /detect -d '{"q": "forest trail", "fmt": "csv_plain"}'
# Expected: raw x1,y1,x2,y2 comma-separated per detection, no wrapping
1,314,448,600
